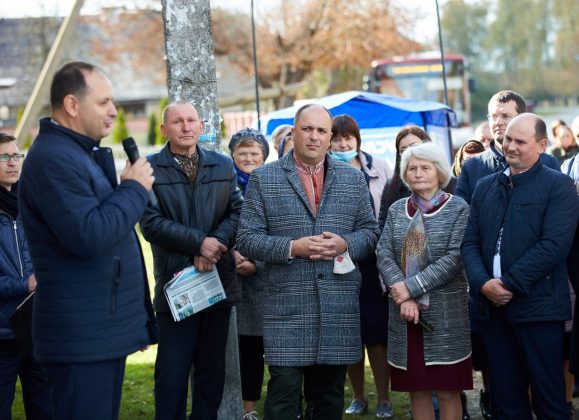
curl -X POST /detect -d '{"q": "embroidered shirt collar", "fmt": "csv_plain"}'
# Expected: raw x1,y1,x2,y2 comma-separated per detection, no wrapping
293,155,324,175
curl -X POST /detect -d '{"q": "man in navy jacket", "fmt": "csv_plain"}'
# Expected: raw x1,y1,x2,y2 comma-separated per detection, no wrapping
0,132,52,419
456,90,560,204
462,113,579,419
19,62,157,420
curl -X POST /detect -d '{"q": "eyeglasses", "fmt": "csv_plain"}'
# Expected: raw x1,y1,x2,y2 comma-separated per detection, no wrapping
0,153,25,162
487,113,515,122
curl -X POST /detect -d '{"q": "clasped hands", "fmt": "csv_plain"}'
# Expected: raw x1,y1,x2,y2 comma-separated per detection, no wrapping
234,250,257,277
291,231,347,261
194,237,227,272
390,281,420,324
481,278,513,307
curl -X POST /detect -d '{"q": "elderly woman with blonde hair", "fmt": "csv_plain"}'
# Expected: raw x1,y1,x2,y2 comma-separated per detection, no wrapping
377,142,472,420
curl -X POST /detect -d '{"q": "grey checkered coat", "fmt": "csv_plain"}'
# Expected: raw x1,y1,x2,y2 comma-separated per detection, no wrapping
236,152,379,366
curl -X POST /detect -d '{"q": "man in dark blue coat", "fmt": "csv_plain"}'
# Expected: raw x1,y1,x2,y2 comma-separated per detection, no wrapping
462,113,579,419
0,132,52,419
140,100,243,420
456,90,560,418
18,62,157,420
456,90,560,204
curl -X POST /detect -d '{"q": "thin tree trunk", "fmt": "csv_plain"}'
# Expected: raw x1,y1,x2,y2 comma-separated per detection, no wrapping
161,2,242,419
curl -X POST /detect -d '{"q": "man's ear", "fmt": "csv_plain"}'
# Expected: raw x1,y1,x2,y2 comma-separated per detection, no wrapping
62,94,79,118
538,138,547,153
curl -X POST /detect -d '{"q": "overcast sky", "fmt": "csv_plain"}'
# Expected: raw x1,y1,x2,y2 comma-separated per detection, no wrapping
0,0,440,43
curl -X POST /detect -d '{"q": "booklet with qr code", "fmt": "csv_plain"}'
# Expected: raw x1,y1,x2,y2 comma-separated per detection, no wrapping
164,265,226,322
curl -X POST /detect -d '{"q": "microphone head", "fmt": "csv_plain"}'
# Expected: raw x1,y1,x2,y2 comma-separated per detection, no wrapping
122,137,140,163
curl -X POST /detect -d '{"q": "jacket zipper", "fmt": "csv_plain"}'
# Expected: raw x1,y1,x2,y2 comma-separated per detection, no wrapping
13,220,24,277
111,256,121,313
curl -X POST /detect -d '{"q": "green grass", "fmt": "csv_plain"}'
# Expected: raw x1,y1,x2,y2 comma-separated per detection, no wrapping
12,345,411,419
11,234,411,419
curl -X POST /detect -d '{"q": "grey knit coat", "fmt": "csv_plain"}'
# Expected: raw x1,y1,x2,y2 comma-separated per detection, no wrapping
377,195,471,369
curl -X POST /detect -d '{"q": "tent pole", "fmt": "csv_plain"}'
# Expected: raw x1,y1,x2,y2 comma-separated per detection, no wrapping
251,0,261,130
435,0,454,157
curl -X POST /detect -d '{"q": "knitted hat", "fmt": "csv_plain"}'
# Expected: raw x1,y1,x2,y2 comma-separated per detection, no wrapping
228,128,269,160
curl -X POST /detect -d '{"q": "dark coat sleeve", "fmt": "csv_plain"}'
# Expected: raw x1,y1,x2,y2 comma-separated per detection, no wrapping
461,180,492,297
28,151,148,259
455,159,474,204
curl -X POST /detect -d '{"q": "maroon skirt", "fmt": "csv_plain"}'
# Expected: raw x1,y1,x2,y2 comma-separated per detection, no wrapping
390,322,473,392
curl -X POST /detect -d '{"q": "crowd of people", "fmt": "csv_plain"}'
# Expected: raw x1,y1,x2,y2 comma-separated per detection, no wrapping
1,60,579,420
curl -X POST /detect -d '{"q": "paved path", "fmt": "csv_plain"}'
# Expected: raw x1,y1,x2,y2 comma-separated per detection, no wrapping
464,371,579,419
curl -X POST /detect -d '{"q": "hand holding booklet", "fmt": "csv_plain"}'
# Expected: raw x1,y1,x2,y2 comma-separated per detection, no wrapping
164,265,226,322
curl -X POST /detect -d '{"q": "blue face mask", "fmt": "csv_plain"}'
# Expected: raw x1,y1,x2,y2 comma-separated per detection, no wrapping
331,149,358,163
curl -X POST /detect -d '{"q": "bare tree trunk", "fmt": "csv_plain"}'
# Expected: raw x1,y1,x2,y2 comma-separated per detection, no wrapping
162,0,222,151
161,1,242,418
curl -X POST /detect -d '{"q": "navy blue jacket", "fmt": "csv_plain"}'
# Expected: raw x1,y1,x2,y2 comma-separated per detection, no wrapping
456,140,561,204
19,118,156,363
0,210,32,340
461,160,579,323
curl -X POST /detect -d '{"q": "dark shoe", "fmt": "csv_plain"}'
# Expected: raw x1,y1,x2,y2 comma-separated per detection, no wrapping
480,390,492,419
568,401,574,417
460,391,470,420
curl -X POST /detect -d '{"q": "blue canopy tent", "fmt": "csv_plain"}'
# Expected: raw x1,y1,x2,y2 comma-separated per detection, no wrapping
259,91,458,166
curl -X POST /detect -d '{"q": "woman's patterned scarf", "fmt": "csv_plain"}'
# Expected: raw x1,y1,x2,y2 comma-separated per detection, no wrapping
401,189,446,309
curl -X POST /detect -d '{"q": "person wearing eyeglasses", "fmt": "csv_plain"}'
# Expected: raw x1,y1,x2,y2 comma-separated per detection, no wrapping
456,90,559,205
455,91,560,419
0,132,53,419
462,113,579,419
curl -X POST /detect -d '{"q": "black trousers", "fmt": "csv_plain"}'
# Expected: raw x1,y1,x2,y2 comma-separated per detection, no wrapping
239,335,265,401
483,307,567,420
43,356,126,420
0,339,52,420
264,364,347,420
154,308,231,420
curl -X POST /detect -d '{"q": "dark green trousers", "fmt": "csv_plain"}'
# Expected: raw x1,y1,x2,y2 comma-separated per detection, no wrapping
264,364,347,420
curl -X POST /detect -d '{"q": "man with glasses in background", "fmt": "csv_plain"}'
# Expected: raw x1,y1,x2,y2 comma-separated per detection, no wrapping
455,90,560,419
0,132,52,419
456,90,559,204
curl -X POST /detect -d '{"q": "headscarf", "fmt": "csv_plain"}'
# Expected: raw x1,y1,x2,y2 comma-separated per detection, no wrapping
228,127,269,161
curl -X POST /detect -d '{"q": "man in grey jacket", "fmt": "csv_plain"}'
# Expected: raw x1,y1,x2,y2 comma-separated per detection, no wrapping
237,104,378,420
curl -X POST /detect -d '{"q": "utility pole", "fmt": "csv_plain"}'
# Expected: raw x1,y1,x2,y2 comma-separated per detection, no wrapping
161,1,242,418
14,0,84,146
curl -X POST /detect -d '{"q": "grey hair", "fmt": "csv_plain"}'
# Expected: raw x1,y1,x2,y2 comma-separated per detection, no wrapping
400,142,452,190
271,124,292,144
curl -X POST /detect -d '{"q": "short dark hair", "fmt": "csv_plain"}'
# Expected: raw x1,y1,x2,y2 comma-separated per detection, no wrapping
331,114,361,150
534,116,547,141
0,132,16,144
50,61,101,110
294,104,333,126
489,90,527,114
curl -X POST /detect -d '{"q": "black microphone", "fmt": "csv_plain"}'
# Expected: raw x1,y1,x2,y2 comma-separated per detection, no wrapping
122,137,157,207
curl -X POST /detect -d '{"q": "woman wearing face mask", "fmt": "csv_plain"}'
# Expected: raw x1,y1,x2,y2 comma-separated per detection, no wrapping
329,114,394,418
